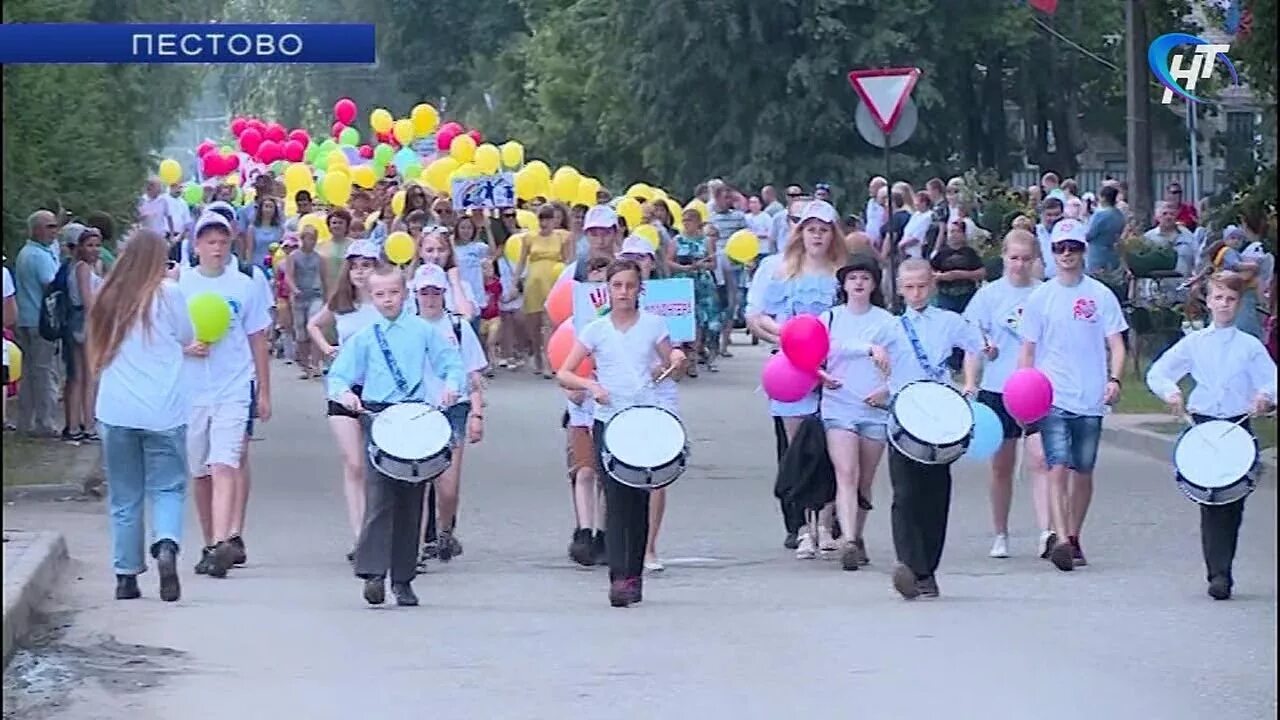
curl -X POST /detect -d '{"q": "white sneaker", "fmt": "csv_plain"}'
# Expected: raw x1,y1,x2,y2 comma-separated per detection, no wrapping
795,533,817,560
989,534,1010,559
818,526,839,552
644,557,665,572
1037,530,1055,559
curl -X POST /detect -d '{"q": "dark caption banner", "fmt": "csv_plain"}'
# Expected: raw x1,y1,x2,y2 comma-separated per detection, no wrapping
0,23,376,64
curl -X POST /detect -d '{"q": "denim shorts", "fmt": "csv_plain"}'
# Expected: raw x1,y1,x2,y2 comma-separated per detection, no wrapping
822,418,888,442
1039,407,1103,472
444,402,471,445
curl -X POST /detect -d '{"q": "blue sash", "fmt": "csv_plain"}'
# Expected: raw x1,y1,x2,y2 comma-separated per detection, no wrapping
900,314,947,382
373,325,421,399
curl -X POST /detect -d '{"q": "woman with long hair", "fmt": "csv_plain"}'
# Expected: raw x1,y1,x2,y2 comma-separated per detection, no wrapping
452,215,492,335
64,226,105,441
89,229,194,602
305,241,384,554
515,205,572,377
412,228,478,319
245,197,284,267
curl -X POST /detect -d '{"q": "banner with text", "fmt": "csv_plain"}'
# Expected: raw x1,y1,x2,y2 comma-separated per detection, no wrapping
451,173,516,211
571,278,695,343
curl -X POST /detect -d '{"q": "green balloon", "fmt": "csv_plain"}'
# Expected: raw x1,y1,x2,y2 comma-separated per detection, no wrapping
189,292,232,344
315,153,330,171
404,162,423,180
304,143,319,163
373,143,394,165
183,185,203,205
339,126,360,146
319,138,338,153
220,145,234,156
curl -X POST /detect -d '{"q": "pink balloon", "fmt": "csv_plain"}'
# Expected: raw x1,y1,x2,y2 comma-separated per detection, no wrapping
283,140,305,162
264,122,286,142
201,153,221,177
1002,368,1054,424
257,140,282,163
436,127,461,152
331,121,346,139
438,121,463,137
761,354,819,403
358,144,373,159
224,153,240,171
238,127,263,155
229,117,248,136
195,140,217,158
779,315,830,372
334,97,357,125
245,119,266,135
467,129,483,144
288,128,310,146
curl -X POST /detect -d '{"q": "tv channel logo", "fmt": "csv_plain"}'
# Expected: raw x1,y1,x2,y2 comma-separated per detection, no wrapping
1147,33,1240,104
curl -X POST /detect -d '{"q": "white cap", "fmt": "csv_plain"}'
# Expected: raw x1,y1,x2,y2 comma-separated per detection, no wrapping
617,236,655,258
1223,224,1246,241
412,263,450,291
344,240,380,259
193,212,232,237
797,200,838,225
1049,218,1088,245
583,205,618,231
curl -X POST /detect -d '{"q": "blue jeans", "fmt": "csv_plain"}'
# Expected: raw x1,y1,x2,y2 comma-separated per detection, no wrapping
100,423,189,575
1039,407,1103,473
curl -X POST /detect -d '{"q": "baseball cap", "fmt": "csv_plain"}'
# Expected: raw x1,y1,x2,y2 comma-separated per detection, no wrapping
815,182,832,193
1223,224,1246,241
583,205,618,231
193,212,232,238
412,263,450,292
1049,217,1088,245
617,235,655,258
344,240,380,259
797,200,838,225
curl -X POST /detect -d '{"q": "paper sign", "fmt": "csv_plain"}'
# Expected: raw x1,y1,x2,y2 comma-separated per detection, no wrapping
572,278,696,343
451,172,516,211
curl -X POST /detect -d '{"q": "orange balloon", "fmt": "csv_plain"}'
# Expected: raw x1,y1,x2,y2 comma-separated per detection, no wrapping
548,319,594,376
544,278,574,326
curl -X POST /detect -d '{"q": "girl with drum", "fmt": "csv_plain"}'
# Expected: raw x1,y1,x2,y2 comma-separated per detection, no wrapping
745,200,844,558
963,230,1052,559
556,259,686,608
1145,271,1277,600
814,253,894,571
306,241,384,555
880,259,982,599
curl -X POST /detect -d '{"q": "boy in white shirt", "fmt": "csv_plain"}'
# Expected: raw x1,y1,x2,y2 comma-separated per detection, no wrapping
180,213,272,579
1018,218,1128,572
1146,272,1276,600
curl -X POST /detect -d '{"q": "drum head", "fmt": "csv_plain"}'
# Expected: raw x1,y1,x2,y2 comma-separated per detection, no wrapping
370,404,452,460
892,382,973,445
604,406,686,469
1175,421,1256,489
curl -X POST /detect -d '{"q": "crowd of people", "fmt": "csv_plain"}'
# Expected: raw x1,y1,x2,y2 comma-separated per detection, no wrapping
0,161,1275,609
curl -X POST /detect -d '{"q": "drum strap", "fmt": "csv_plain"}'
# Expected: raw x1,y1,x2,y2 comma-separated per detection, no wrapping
373,325,421,399
900,314,947,381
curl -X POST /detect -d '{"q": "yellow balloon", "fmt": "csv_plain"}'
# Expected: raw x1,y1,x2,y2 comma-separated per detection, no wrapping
450,134,477,163
551,167,581,203
626,183,653,201
516,209,538,231
351,165,377,189
504,233,525,265
725,229,760,264
273,248,286,266
327,149,348,170
225,173,241,187
650,188,669,202
452,162,482,181
4,338,22,383
575,177,602,207
500,141,524,169
384,231,416,265
685,199,709,222
616,197,643,229
514,168,548,201
370,108,393,135
284,162,312,189
664,198,683,225
299,212,331,241
391,190,406,217
285,199,297,217
424,157,459,193
322,170,352,207
393,119,415,146
633,224,661,250
158,159,182,185
524,160,551,187
473,143,501,174
410,103,440,136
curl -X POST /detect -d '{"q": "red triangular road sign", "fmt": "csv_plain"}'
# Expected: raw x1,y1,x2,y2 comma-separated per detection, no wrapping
847,68,921,135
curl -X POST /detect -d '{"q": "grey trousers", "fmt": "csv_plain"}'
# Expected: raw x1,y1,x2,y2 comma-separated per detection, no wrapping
15,327,61,434
353,415,426,584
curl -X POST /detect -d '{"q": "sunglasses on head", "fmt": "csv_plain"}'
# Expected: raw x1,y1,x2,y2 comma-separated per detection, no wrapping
620,253,649,261
1050,240,1085,254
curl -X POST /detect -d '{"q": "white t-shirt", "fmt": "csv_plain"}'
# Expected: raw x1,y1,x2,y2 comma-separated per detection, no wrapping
167,196,192,238
744,254,784,317
900,211,933,259
138,195,171,235
566,392,595,427
335,303,381,344
421,313,487,401
497,257,523,312
1020,275,1129,416
178,265,271,406
819,305,894,425
746,212,774,254
96,282,194,431
577,311,670,423
2,266,14,299
964,277,1042,393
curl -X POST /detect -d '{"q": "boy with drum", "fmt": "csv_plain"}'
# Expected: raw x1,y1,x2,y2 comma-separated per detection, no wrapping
878,258,982,599
328,265,465,607
1145,271,1276,600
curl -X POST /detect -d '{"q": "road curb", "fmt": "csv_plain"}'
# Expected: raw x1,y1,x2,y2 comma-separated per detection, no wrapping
2,483,91,503
2,531,68,666
1103,424,1277,474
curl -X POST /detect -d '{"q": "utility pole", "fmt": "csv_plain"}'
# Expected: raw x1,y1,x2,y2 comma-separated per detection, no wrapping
1125,0,1155,226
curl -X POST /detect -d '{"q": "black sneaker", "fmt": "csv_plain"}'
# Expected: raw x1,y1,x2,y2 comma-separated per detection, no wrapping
1208,575,1232,601
419,540,439,560
917,576,940,598
391,582,419,607
61,428,83,443
153,540,181,602
892,563,921,599
1049,539,1075,572
568,529,595,567
194,546,217,575
416,546,431,573
363,576,386,605
437,531,462,563
206,541,235,578
783,531,800,550
228,535,247,566
592,531,606,564
115,574,141,600
839,542,861,572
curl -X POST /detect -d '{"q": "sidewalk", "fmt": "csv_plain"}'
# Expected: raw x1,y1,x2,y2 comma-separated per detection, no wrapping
1105,413,1278,472
2,530,68,665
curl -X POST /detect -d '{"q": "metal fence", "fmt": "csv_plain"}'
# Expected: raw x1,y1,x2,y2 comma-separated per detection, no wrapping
1009,168,1220,197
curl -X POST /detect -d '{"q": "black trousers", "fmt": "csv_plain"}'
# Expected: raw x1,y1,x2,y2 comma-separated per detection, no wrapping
888,446,953,579
1191,414,1253,585
774,417,806,534
596,420,649,581
354,412,426,584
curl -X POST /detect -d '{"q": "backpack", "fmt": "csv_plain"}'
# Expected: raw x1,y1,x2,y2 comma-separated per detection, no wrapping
38,261,73,342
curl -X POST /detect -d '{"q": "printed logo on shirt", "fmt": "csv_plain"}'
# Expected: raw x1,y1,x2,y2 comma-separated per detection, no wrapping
226,297,242,320
1072,297,1097,322
1002,305,1025,334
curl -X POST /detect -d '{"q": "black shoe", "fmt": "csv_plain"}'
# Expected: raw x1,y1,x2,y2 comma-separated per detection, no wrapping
391,582,419,607
346,550,355,566
228,535,247,566
206,541,235,578
61,428,83,443
1208,575,1232,601
153,540,181,602
569,529,595,567
194,546,217,575
420,540,439,560
363,577,386,605
892,563,921,600
1048,539,1075,572
783,532,800,550
437,530,461,563
917,576,940,598
115,574,141,600
592,531,606,564
839,542,861,572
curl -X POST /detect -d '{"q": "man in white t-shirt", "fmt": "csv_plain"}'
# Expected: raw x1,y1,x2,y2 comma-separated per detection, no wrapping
864,177,888,244
167,183,193,246
1018,217,1128,573
1143,201,1198,277
139,177,174,238
179,212,272,580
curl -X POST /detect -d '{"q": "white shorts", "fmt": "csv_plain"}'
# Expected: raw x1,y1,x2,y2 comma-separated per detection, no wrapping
187,401,251,476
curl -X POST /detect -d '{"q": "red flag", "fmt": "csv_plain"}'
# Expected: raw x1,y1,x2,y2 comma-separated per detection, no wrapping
1029,0,1058,14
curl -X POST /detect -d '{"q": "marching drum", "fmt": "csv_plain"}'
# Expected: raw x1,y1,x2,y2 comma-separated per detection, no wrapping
601,405,690,490
887,381,974,465
1173,420,1258,505
366,403,454,483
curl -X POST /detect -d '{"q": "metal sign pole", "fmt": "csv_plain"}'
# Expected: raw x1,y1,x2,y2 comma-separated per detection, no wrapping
884,137,901,313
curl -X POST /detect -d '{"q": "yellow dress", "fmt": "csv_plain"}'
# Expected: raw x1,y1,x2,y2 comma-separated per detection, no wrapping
522,230,568,314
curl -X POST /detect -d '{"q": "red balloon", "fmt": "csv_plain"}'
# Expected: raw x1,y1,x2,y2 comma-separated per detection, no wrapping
245,118,266,135
331,121,346,139
438,121,463,137
201,153,220,177
229,117,248,136
779,315,830,372
283,140,305,162
224,154,240,172
467,130,483,144
238,127,263,155
358,144,373,159
334,97,357,125
436,127,461,152
195,140,217,158
287,128,310,146
264,123,286,142
257,140,282,164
